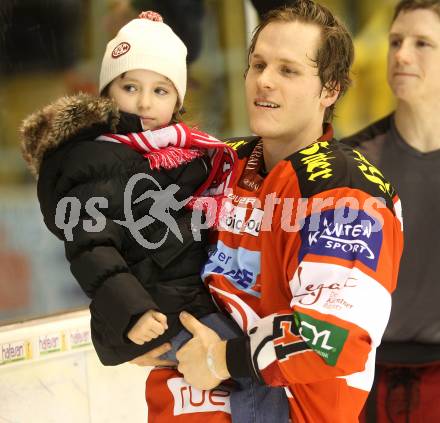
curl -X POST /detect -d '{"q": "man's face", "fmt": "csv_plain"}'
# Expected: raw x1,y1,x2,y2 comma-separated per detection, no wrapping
388,9,440,103
245,21,337,143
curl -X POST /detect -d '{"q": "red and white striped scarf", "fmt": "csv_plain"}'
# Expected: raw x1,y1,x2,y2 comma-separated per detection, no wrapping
96,123,237,225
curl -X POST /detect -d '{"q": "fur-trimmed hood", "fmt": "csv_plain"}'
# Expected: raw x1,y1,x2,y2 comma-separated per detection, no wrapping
20,93,120,177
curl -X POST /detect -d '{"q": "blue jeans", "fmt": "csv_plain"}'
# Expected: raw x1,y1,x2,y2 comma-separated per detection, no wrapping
160,312,290,423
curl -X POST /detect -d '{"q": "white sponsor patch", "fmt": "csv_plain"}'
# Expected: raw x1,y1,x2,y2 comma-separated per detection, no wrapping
220,204,247,234
38,332,64,355
167,377,231,416
289,262,391,344
1,340,30,363
219,203,263,237
243,207,264,237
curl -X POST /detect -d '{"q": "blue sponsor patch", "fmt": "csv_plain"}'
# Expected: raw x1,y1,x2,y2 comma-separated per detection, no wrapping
299,208,383,270
202,241,261,297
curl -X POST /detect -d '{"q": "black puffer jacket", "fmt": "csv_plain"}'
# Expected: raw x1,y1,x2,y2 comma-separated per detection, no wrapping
21,93,216,365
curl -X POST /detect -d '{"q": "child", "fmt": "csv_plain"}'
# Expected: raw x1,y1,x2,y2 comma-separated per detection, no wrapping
20,11,289,422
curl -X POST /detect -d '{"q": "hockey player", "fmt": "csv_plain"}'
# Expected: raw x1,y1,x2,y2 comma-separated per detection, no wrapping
134,2,404,422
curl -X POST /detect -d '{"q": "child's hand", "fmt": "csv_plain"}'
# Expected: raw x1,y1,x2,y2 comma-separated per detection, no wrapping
127,310,168,345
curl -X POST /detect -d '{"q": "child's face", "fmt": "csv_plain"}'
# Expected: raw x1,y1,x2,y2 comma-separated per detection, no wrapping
108,69,179,130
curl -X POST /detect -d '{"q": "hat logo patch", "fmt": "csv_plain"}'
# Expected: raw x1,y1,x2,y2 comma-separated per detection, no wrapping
112,42,131,58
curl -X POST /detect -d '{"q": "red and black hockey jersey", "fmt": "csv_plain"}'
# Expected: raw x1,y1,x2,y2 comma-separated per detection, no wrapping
202,127,403,423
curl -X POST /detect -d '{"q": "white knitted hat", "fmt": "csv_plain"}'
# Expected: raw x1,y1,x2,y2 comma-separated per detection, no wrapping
99,11,187,106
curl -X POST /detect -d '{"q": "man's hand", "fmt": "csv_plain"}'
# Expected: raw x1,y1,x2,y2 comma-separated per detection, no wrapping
130,343,177,367
127,310,168,345
176,312,230,390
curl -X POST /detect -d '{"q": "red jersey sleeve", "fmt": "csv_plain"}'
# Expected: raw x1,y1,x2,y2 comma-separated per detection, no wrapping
226,188,403,389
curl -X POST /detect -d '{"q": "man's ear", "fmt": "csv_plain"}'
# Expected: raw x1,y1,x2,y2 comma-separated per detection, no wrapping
320,83,340,108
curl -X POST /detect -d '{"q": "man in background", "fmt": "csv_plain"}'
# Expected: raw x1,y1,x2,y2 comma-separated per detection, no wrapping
342,1,440,421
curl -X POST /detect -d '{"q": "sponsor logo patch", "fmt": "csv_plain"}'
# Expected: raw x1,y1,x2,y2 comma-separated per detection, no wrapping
225,140,248,150
38,332,65,355
111,42,131,58
202,241,261,297
167,377,231,416
220,204,263,237
299,209,383,270
295,312,348,366
353,150,395,198
273,315,310,361
69,328,92,349
293,265,357,308
299,141,335,182
1,340,32,364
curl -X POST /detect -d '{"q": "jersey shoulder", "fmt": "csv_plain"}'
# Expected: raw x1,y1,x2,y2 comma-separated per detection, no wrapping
223,136,260,159
289,139,397,212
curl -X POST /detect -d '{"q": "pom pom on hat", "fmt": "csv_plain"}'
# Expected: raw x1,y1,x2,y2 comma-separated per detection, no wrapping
99,11,187,106
138,11,163,22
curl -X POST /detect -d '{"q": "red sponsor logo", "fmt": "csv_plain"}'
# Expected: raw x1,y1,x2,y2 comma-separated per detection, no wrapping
111,42,130,58
167,377,231,415
180,385,229,408
294,266,358,306
274,320,297,347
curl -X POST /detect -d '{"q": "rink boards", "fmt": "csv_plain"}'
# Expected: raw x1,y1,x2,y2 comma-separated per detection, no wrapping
0,309,149,422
